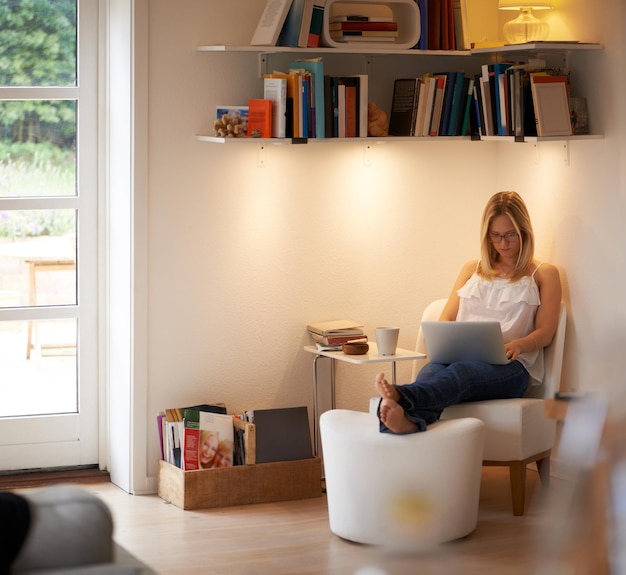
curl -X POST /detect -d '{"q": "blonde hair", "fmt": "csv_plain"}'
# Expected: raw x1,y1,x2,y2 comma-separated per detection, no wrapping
478,191,535,281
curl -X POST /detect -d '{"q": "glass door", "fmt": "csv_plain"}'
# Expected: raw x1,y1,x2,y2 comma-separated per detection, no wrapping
0,0,98,470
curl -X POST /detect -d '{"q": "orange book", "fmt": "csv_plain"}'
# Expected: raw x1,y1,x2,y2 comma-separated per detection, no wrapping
247,99,273,138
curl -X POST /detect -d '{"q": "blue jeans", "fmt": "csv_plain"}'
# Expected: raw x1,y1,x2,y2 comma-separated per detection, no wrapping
378,360,529,433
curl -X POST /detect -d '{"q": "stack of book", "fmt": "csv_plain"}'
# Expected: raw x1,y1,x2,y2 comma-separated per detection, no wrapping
263,60,368,139
473,63,575,139
328,15,398,44
307,319,367,350
388,72,475,138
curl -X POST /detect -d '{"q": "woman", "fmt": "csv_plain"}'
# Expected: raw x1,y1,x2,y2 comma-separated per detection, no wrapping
376,191,562,434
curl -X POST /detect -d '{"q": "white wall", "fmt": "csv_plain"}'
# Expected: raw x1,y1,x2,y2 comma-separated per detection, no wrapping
133,0,625,487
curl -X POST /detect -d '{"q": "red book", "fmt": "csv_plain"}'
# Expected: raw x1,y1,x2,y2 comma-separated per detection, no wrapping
247,99,273,138
329,21,398,31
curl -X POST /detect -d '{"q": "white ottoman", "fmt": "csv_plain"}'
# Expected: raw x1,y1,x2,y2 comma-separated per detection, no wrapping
320,409,485,549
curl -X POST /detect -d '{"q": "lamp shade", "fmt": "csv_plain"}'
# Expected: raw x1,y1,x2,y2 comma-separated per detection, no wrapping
498,0,552,9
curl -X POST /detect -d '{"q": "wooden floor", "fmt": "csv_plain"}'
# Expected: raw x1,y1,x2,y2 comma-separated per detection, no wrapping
15,466,575,575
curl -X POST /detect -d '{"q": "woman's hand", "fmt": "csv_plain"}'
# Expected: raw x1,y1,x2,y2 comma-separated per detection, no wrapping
504,341,524,361
505,334,539,361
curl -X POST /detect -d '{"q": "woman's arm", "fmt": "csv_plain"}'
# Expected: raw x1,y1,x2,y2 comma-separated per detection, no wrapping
439,260,478,321
505,263,562,360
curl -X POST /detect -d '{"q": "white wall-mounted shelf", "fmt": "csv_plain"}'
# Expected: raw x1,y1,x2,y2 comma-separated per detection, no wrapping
197,42,602,57
198,41,603,146
197,134,603,144
196,45,473,56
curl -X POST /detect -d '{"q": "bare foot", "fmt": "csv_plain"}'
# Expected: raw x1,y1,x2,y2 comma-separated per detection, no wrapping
379,398,419,434
375,372,400,402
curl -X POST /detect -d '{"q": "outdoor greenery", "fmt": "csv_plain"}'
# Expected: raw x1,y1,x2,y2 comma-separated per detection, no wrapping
0,0,77,237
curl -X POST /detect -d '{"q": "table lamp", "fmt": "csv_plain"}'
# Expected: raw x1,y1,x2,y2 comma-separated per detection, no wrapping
498,0,553,44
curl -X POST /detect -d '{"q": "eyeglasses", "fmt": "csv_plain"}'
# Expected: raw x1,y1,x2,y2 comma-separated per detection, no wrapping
489,231,519,243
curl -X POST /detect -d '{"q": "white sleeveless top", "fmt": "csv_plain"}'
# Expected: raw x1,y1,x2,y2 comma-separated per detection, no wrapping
456,264,544,385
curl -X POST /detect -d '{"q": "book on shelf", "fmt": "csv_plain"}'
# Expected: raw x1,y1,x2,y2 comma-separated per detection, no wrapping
337,82,346,137
427,0,441,49
251,0,294,46
426,0,461,50
344,80,358,137
479,69,494,136
494,63,513,136
471,75,484,137
263,77,288,138
416,0,428,50
388,78,421,137
416,75,437,137
324,75,366,138
307,319,364,337
435,71,457,137
277,0,313,47
429,74,448,136
329,21,398,32
245,406,313,463
307,0,326,47
247,99,273,138
348,74,369,138
445,72,467,136
330,30,399,39
330,15,394,23
266,71,300,138
440,0,451,50
530,74,572,137
331,34,396,43
460,77,475,136
291,58,325,138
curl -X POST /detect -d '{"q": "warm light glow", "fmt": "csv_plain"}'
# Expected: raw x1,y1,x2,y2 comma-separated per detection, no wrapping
498,0,552,9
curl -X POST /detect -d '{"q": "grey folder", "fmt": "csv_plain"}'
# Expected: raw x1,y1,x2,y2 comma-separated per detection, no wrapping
421,321,510,365
248,406,313,463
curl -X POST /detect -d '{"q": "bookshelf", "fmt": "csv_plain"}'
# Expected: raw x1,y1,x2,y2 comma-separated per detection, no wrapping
197,42,603,144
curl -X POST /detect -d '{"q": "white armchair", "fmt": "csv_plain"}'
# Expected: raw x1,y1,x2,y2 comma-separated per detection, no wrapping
416,299,567,516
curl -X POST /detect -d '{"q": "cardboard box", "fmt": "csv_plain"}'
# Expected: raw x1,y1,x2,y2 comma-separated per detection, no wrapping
158,457,322,510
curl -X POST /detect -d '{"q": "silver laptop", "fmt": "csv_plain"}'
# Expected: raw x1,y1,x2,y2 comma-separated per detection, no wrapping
421,321,510,365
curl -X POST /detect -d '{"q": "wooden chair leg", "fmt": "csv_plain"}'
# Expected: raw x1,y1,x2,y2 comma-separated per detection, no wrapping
536,455,551,487
509,461,526,516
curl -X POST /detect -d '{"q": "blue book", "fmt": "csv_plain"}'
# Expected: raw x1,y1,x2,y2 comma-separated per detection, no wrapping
493,63,513,136
436,71,458,136
416,0,428,50
290,59,325,138
460,77,474,136
446,72,467,137
277,0,306,47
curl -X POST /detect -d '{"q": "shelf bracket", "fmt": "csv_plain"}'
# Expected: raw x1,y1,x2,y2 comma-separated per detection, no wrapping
363,143,373,167
257,144,267,168
258,53,268,78
563,140,570,166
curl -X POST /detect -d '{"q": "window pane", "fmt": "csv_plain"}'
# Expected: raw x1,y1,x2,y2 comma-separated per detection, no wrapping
0,319,77,417
0,212,76,308
0,100,76,198
0,0,77,87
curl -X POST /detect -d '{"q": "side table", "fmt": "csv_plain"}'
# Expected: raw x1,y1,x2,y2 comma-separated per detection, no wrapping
303,343,426,455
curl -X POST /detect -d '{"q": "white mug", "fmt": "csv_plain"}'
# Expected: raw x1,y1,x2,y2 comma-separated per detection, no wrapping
375,327,400,356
